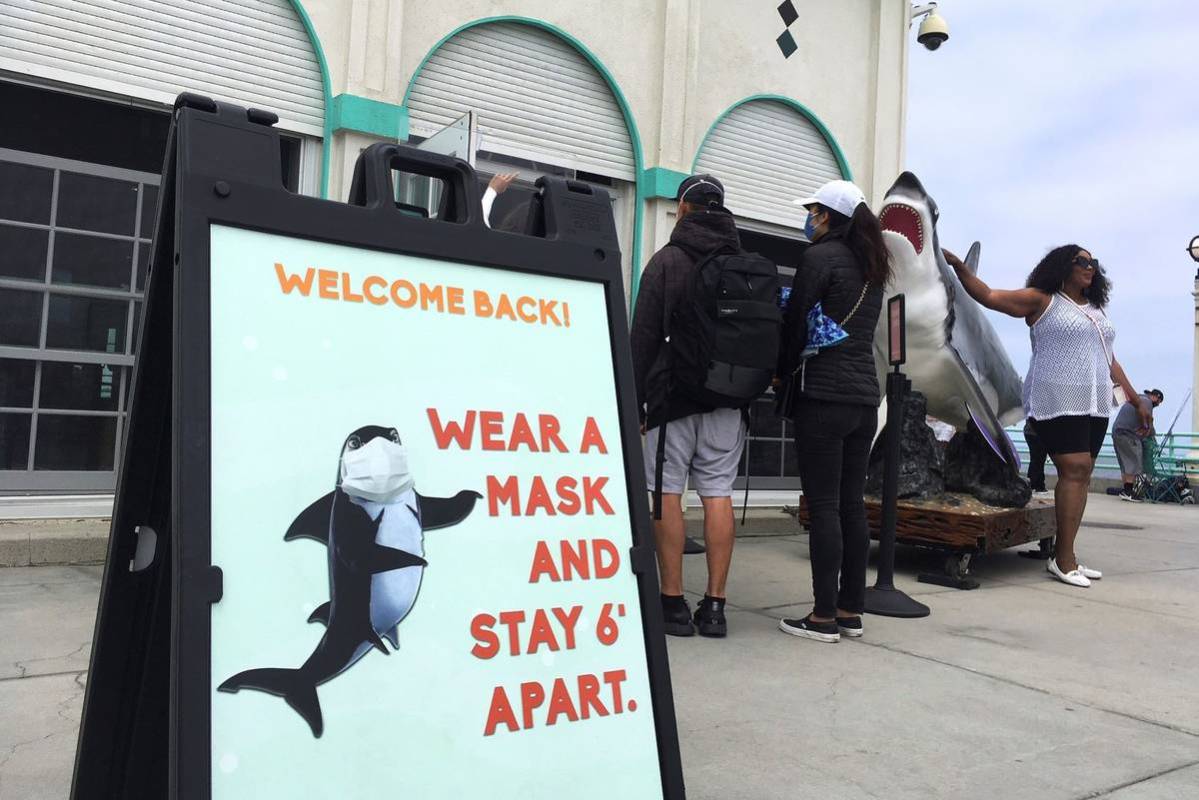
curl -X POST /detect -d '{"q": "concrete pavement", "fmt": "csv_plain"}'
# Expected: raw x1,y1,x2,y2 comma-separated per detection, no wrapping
2,494,1197,799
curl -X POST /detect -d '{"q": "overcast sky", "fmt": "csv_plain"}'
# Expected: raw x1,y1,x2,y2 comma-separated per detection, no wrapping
905,0,1199,431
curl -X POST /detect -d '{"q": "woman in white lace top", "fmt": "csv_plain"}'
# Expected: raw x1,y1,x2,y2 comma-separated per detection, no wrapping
944,245,1148,588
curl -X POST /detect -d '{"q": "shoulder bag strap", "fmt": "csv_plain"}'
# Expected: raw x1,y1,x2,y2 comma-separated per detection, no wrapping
1057,292,1113,366
1058,292,1126,406
839,281,871,327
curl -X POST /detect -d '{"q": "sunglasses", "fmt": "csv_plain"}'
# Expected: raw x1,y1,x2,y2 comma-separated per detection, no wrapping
1072,256,1100,271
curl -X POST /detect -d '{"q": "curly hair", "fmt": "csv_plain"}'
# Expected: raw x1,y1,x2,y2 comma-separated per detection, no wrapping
1025,243,1110,308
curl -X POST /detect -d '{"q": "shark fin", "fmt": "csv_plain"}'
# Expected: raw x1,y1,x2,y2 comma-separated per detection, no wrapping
307,601,331,626
370,544,427,573
949,348,1021,471
284,492,334,544
964,241,981,274
218,668,324,737
417,490,483,531
965,404,1020,468
382,625,400,649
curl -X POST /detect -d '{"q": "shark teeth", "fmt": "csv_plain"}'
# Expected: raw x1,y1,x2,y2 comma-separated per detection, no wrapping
878,203,924,255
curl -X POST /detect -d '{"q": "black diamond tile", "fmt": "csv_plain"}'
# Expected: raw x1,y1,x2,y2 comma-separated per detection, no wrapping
778,0,798,27
777,29,798,59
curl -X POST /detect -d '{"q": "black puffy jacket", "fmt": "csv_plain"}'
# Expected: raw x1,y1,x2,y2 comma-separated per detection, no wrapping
630,209,741,428
778,225,883,411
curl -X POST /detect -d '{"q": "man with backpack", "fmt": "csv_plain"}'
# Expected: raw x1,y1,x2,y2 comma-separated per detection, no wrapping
630,174,781,638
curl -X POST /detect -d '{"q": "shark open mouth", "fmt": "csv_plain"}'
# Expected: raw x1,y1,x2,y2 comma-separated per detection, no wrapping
878,203,924,255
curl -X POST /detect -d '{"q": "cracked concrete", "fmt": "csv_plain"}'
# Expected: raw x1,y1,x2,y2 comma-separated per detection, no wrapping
0,496,1196,798
668,494,1199,799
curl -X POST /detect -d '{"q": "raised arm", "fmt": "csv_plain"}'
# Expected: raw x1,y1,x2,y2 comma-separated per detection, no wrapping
943,249,1048,320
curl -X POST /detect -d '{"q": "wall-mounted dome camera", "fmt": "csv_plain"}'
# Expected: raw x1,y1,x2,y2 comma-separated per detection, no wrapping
917,10,950,50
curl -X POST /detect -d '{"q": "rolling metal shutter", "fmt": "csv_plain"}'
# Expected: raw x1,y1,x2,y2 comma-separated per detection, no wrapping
0,0,325,136
695,99,842,229
407,21,635,181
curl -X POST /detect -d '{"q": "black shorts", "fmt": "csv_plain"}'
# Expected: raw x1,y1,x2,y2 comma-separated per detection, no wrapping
1029,415,1109,458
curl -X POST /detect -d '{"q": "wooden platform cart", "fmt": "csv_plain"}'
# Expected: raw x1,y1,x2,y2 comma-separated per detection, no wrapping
799,494,1057,589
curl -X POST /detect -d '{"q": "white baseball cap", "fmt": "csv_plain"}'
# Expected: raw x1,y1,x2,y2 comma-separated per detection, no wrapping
793,180,867,218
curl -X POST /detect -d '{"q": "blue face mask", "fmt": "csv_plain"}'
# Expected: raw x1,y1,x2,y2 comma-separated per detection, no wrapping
804,211,819,240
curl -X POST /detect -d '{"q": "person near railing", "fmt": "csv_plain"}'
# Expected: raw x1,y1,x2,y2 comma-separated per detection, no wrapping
945,244,1149,588
1112,389,1163,501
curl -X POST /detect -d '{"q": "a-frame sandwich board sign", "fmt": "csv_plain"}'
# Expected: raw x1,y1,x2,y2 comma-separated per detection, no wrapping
72,93,685,800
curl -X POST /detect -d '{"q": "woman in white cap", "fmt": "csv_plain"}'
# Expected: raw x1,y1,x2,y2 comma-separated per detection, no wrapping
776,180,892,644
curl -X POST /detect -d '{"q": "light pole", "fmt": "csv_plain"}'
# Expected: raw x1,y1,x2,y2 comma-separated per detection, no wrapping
1191,236,1199,431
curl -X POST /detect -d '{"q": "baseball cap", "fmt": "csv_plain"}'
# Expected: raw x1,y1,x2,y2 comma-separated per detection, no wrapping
793,179,867,218
675,173,725,207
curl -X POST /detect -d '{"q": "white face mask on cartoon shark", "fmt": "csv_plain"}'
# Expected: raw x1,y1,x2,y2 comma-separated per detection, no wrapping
339,438,414,503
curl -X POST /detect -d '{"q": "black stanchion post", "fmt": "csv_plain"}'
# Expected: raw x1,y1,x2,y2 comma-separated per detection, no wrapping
863,295,930,618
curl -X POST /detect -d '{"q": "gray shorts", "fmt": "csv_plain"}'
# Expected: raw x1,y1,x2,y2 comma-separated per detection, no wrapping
1113,429,1145,475
644,408,746,497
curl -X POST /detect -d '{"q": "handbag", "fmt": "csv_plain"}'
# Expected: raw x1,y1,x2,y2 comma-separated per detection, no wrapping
1057,292,1126,407
775,282,870,416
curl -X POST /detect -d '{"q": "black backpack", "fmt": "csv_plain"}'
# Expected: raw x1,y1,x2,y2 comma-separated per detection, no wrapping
649,246,782,517
664,246,782,408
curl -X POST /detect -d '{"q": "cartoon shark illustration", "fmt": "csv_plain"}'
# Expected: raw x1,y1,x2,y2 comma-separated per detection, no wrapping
874,172,1024,466
218,425,481,737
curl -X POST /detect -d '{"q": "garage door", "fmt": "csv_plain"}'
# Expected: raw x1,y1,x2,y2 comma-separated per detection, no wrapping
0,0,325,136
407,21,634,181
695,98,844,229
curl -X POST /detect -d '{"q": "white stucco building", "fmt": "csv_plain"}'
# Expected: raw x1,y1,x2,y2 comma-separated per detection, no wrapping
0,0,913,493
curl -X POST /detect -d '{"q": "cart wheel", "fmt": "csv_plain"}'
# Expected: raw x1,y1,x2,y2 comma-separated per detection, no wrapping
944,553,972,579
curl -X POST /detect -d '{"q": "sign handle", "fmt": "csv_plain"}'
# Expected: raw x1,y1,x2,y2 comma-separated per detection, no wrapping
347,142,481,224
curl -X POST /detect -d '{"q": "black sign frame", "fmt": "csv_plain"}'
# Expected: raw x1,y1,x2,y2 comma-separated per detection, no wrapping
72,95,685,799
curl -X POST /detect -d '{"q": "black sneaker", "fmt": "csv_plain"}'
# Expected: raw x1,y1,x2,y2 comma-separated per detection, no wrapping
836,615,863,638
693,595,727,638
1118,489,1141,503
778,615,839,643
660,594,695,637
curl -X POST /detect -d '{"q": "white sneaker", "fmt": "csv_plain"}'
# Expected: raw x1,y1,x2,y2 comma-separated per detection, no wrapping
1078,564,1102,580
1048,558,1091,587
1032,490,1054,500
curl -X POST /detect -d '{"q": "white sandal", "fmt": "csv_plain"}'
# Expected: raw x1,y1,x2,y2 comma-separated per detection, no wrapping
1048,558,1091,588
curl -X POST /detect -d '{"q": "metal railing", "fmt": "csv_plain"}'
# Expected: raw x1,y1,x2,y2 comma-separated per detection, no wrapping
1006,429,1199,478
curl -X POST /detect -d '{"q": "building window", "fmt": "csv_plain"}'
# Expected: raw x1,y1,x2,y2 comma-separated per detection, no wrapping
0,80,316,491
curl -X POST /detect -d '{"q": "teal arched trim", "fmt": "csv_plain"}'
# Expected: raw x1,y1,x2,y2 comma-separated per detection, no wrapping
402,16,646,306
692,94,853,181
288,0,334,198
641,166,689,200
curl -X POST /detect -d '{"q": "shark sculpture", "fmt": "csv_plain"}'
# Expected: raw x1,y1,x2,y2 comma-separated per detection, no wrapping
874,172,1024,467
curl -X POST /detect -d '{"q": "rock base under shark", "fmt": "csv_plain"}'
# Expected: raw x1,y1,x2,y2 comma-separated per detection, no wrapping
865,391,1030,509
866,391,945,499
945,422,1032,509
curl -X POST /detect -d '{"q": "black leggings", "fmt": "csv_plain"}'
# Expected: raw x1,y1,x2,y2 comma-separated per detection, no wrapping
793,399,879,618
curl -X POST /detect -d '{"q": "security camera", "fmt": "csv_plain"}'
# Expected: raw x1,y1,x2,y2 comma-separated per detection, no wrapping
916,10,949,50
